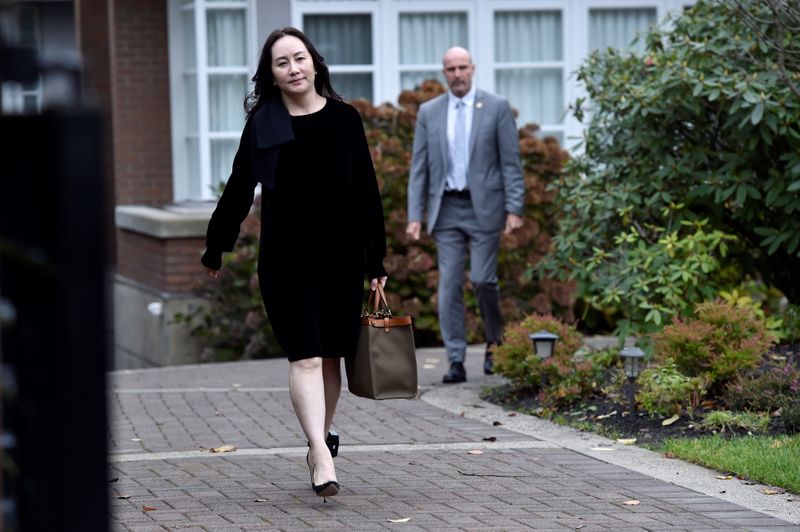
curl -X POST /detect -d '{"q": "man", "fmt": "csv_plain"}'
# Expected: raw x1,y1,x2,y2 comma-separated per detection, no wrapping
406,46,525,383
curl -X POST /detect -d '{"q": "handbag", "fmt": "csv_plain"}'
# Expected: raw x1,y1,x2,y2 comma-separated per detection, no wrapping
345,284,418,400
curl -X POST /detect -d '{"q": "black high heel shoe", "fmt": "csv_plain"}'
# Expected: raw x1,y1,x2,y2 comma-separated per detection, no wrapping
306,450,340,499
308,430,339,458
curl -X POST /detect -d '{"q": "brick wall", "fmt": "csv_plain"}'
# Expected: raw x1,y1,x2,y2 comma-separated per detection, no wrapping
117,230,207,293
108,0,173,206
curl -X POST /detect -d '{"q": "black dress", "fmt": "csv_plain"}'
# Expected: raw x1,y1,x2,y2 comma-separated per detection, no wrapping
202,98,387,361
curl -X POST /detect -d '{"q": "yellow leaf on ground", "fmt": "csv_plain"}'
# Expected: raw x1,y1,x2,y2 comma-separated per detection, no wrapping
388,517,411,523
763,488,785,495
662,414,680,426
210,444,237,453
142,505,158,512
467,450,484,455
716,475,733,480
616,438,637,445
596,410,618,420
623,500,640,506
769,440,784,448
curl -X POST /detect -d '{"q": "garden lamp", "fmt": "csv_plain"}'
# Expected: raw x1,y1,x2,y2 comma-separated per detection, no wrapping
620,347,645,414
529,330,559,359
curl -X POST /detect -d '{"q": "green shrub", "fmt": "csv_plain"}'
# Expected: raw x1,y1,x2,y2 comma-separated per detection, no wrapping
636,363,705,417
724,365,800,413
701,410,770,434
656,301,774,394
493,314,610,407
782,400,800,434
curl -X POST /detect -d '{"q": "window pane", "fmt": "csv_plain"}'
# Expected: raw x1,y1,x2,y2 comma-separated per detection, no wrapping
184,73,198,133
207,9,246,66
182,9,196,68
304,15,372,65
589,8,656,53
209,74,246,131
399,13,467,65
211,139,238,187
400,70,445,91
495,68,563,126
23,94,38,113
495,11,562,62
331,73,372,101
186,137,201,198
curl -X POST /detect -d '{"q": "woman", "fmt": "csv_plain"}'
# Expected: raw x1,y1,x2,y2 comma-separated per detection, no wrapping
201,27,388,499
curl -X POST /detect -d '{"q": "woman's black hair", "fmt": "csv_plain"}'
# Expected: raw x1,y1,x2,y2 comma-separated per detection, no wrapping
244,27,341,119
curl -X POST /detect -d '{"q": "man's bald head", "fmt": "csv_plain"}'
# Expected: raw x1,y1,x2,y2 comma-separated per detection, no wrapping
442,47,475,98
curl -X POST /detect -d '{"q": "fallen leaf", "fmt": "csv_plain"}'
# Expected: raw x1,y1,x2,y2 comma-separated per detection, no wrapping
623,500,640,506
763,488,786,495
664,452,675,459
616,438,637,445
254,498,268,502
508,412,517,417
719,490,726,494
210,444,237,453
492,421,503,426
716,475,733,480
772,408,782,417
142,505,158,512
459,411,465,417
483,436,497,442
576,526,586,530
662,414,680,426
590,447,615,451
388,517,411,523
117,495,131,500
596,410,617,420
770,440,784,448
466,450,484,455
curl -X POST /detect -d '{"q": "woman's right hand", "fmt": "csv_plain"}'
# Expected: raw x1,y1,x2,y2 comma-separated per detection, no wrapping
205,267,221,279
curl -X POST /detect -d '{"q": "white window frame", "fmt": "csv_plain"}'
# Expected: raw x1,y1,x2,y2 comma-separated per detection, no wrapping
291,2,380,102
1,4,43,115
484,1,570,143
168,0,258,202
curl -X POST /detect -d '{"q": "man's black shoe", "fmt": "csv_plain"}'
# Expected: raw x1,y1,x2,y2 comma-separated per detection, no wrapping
484,352,495,375
442,362,466,383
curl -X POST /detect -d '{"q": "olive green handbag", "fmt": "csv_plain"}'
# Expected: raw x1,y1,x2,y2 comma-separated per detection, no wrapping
345,284,418,400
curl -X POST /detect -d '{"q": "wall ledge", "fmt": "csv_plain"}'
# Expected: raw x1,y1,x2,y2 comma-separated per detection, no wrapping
115,203,214,239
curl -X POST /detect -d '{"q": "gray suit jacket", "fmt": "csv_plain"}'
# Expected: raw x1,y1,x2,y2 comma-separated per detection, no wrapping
407,89,525,232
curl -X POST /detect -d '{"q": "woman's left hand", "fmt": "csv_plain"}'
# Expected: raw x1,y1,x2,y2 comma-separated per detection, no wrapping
370,276,388,291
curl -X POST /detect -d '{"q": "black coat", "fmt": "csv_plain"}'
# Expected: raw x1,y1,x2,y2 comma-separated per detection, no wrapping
202,98,387,360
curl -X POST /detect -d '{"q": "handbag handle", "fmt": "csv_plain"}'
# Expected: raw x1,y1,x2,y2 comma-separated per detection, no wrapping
365,283,392,317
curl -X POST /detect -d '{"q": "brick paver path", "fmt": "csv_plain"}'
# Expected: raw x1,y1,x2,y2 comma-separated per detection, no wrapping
109,349,799,531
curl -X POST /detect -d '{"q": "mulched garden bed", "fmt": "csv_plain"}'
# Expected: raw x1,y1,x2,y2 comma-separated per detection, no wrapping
482,343,799,448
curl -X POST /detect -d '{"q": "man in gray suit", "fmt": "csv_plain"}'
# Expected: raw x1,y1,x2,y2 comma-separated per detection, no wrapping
406,46,525,383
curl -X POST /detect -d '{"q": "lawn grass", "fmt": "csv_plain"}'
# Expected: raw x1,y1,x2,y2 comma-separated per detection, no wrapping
663,434,800,493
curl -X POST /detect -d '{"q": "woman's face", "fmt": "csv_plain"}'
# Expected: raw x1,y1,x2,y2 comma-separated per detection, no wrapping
271,35,316,98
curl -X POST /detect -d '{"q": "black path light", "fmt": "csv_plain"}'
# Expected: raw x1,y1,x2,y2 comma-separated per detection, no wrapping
529,330,559,359
620,347,646,415
529,330,559,388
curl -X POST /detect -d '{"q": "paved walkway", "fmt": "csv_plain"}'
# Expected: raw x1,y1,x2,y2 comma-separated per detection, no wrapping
109,347,800,531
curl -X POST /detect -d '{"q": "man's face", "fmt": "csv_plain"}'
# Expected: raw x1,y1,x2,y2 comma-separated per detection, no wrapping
443,51,474,98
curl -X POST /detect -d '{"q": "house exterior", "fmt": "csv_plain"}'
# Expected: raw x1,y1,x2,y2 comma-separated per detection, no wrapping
2,0,691,368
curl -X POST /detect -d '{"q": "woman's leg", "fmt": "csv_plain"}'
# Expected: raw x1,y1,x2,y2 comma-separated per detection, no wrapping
288,357,336,485
322,358,342,435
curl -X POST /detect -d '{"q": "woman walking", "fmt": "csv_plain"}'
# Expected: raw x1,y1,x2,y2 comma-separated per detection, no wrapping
201,27,388,499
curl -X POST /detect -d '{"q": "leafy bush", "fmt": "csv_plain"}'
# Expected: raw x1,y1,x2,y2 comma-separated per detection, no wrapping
492,314,610,407
701,410,770,434
539,0,800,337
656,301,774,394
725,365,800,413
636,363,705,417
783,400,800,434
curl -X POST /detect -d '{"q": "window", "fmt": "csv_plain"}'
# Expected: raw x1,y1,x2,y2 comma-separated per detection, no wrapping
493,10,564,143
398,12,467,91
589,8,657,53
0,5,42,114
170,0,254,201
304,14,374,100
